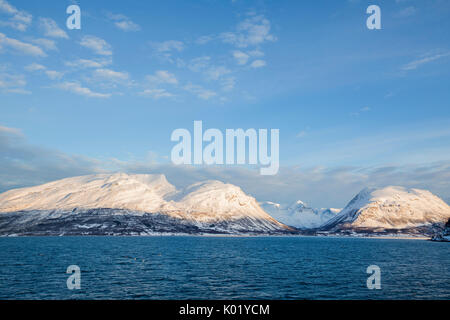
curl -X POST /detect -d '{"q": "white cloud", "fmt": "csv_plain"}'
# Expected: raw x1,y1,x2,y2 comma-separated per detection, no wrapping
196,35,214,45
250,59,266,68
24,63,46,72
233,50,250,65
205,66,231,80
248,49,264,57
153,40,184,52
139,88,174,99
220,15,276,48
107,13,141,32
151,40,184,63
80,36,112,56
188,56,211,72
25,63,63,80
141,71,177,99
402,52,450,71
0,33,46,57
65,58,112,69
45,70,63,80
0,0,32,31
184,83,217,100
94,68,129,81
0,0,18,15
55,81,111,98
0,72,29,94
146,70,178,85
30,38,57,51
39,17,69,39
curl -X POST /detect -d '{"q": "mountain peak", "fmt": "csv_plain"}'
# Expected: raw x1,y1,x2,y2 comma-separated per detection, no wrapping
321,186,450,232
261,199,340,229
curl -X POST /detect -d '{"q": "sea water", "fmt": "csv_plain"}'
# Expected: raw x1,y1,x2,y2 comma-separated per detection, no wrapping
0,236,448,300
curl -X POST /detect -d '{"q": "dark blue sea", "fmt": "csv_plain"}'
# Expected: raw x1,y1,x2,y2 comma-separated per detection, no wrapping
0,236,448,300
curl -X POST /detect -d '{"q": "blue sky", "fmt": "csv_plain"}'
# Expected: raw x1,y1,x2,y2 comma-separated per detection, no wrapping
1,0,450,207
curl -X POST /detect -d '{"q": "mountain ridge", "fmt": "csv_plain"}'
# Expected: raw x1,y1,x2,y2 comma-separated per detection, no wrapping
319,186,450,236
1,175,449,237
0,173,294,236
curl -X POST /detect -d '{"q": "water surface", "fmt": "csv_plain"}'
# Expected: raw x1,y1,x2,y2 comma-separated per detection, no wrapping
0,236,448,299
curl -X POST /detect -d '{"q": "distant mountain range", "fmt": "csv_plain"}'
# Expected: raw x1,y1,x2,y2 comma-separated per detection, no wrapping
0,173,294,236
260,200,341,229
0,174,449,237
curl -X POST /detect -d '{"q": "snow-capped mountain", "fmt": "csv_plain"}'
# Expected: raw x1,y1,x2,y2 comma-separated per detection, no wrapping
0,173,294,236
320,186,450,235
260,200,340,229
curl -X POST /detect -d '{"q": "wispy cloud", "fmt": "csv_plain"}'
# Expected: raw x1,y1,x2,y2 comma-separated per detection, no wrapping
187,56,211,72
146,70,178,85
0,32,46,57
233,50,250,65
107,13,140,32
93,68,129,82
65,58,112,69
205,66,231,81
54,81,111,98
0,71,29,94
402,52,450,71
80,36,112,56
184,82,216,100
29,38,57,51
25,63,63,80
39,17,69,39
45,70,63,80
0,0,32,31
151,40,184,63
24,63,46,72
250,59,266,68
196,35,214,45
139,88,174,99
153,40,184,52
220,14,276,48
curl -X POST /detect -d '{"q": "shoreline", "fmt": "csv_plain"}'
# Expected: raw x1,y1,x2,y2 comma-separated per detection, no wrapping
0,233,432,240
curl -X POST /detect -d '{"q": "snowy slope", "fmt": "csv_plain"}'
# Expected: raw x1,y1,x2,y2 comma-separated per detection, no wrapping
320,186,450,232
261,200,340,229
0,173,292,235
0,173,176,214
